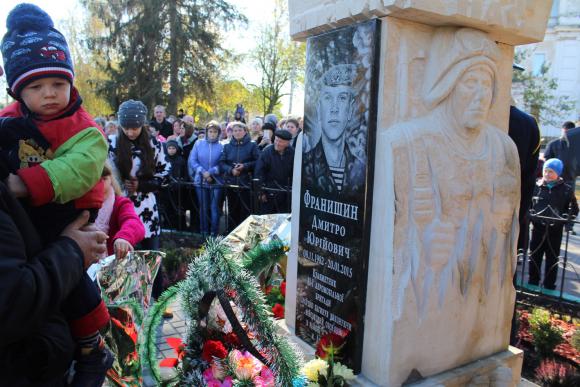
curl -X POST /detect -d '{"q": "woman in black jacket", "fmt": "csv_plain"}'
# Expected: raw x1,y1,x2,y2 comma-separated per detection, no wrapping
219,121,260,231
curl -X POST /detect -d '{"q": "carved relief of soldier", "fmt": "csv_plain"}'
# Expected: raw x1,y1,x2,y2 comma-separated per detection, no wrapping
390,28,521,317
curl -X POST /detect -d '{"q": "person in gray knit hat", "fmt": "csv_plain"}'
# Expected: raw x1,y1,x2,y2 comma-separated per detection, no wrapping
117,99,148,129
109,99,170,305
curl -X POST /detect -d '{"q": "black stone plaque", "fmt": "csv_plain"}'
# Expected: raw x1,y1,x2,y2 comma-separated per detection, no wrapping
296,19,381,373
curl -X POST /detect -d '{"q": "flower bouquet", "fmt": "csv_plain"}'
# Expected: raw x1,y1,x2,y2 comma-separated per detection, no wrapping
302,333,355,387
264,281,286,320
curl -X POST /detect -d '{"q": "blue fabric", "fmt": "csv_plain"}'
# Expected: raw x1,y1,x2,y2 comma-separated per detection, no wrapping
219,134,260,186
2,3,74,95
188,138,223,184
544,158,563,176
196,185,223,236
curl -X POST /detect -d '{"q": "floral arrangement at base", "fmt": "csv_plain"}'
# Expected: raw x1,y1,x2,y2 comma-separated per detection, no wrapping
516,307,579,365
95,251,163,386
302,333,355,387
142,237,303,386
265,281,286,320
241,238,288,321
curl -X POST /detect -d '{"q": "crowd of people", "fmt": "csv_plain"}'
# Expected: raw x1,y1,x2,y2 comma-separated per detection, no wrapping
94,104,302,237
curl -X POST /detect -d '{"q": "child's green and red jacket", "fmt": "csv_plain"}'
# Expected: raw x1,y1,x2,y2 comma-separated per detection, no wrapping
0,88,107,208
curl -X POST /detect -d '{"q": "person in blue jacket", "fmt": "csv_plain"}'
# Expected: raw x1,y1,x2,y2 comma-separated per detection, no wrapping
189,121,224,236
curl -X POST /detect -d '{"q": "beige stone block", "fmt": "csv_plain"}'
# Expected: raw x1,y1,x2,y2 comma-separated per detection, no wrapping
376,17,514,134
363,20,521,386
289,0,552,45
407,347,524,387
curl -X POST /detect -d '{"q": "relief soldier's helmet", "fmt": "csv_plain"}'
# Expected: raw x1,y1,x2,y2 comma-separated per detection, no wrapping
422,27,501,110
321,64,357,88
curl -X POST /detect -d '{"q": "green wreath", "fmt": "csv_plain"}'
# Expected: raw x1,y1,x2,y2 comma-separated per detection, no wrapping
142,237,303,386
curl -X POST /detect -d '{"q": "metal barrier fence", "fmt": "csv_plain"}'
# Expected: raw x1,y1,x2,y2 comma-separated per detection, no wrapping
158,178,579,309
515,206,580,310
157,178,292,236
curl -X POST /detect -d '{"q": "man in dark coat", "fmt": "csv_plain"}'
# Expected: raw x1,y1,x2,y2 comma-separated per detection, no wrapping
508,105,541,253
254,129,295,214
0,180,107,385
150,105,173,138
544,122,580,185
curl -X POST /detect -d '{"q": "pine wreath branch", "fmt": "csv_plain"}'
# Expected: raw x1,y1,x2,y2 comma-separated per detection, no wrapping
242,238,287,278
140,285,181,383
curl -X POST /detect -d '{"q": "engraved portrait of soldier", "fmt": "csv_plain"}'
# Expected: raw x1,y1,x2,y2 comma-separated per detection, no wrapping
302,63,366,196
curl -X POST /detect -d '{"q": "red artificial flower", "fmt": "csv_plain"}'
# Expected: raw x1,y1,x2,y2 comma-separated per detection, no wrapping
272,303,285,319
315,333,346,360
264,285,273,295
202,340,228,362
159,358,179,368
225,287,237,298
167,337,186,359
280,281,286,298
224,332,241,347
160,337,186,368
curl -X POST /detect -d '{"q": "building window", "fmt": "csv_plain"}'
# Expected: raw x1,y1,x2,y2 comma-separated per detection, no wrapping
532,53,546,76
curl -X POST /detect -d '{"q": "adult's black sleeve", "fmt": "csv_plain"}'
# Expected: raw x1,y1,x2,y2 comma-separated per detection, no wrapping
0,214,84,347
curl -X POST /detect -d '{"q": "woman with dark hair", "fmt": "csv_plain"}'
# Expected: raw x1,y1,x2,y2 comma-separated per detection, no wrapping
108,100,170,255
166,118,183,142
109,100,170,303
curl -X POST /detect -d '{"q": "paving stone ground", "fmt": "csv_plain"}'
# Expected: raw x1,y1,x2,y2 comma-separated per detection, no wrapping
142,299,188,387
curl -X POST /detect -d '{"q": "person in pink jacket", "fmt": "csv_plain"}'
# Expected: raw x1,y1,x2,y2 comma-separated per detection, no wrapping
95,163,145,258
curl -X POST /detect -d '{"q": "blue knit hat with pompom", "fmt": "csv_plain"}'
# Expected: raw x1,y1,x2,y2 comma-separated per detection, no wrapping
543,158,564,177
1,3,74,98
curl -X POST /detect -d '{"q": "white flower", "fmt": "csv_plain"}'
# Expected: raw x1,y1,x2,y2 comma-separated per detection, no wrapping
333,362,355,381
302,359,328,382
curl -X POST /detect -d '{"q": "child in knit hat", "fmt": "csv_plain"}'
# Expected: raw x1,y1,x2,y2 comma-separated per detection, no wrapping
0,3,112,384
528,158,578,290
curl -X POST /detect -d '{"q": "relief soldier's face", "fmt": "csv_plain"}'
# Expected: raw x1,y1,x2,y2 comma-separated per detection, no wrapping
319,85,354,141
450,66,493,132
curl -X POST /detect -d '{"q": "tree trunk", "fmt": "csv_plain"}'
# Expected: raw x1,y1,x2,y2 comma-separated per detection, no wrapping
168,1,179,115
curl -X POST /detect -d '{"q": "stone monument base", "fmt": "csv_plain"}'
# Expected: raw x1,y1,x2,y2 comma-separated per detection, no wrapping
276,319,524,387
352,347,523,387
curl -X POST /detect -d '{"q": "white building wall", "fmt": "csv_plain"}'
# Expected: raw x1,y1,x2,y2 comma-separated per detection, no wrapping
514,0,580,138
